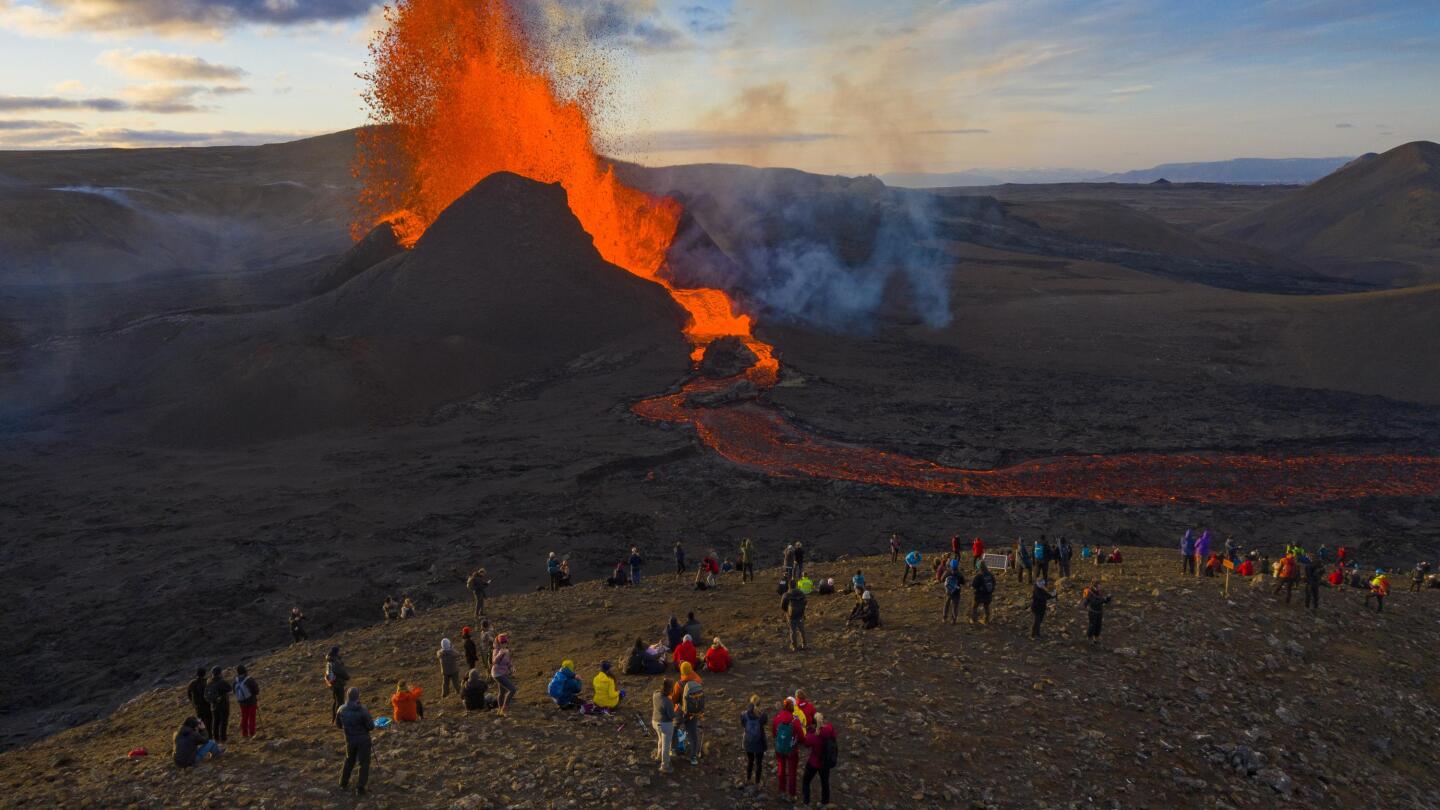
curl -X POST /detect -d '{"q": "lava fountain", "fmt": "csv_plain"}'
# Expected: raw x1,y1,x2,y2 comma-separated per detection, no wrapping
357,0,1438,507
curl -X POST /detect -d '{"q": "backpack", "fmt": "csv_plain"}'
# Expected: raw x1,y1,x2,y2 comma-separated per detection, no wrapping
682,684,705,719
233,677,253,703
774,720,796,755
945,575,960,594
821,734,839,769
674,728,689,754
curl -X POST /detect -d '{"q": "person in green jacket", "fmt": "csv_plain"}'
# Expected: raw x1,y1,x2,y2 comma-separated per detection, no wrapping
739,538,755,583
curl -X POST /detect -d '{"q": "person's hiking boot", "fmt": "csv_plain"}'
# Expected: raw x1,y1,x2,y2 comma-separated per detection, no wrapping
690,756,699,765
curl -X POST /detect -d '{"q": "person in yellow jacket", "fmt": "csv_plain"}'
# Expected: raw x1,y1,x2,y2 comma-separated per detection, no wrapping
592,661,623,709
1365,569,1391,612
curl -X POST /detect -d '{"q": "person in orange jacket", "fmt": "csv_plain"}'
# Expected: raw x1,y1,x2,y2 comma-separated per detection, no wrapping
672,635,698,671
391,680,423,722
670,660,702,705
703,638,731,673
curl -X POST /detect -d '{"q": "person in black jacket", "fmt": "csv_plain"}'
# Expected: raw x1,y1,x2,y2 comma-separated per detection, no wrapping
461,668,489,712
781,582,808,650
173,716,221,767
289,607,307,643
1058,538,1074,578
1303,557,1324,612
970,562,996,625
1080,582,1112,642
325,646,350,717
462,627,479,671
334,687,374,795
187,668,213,732
204,666,232,742
1029,579,1057,639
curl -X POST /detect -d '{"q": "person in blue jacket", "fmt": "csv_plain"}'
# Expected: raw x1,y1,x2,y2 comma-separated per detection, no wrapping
851,569,866,598
902,550,922,585
548,660,583,708
1033,537,1049,581
1179,530,1196,575
740,695,769,786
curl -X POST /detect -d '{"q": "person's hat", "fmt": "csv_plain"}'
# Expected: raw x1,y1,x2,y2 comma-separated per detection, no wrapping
495,633,509,643
462,626,472,636
600,660,612,672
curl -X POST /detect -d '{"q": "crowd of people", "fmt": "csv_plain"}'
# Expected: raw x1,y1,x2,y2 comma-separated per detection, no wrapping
167,532,1433,805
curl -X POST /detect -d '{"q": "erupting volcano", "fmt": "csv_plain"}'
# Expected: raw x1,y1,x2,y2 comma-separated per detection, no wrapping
354,0,775,379
357,0,1439,508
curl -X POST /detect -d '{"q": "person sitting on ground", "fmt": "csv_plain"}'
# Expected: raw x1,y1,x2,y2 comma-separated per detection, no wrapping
558,559,574,588
817,577,836,595
671,660,702,705
665,616,685,650
797,575,815,595
693,565,711,591
703,552,721,587
858,590,881,629
400,597,417,619
173,717,221,767
673,634,698,671
382,596,400,621
1080,544,1093,564
1107,548,1124,568
1326,563,1344,587
607,561,628,587
704,638,732,673
592,661,622,710
626,638,651,676
683,612,704,642
1204,552,1223,577
391,680,424,722
1238,557,1256,577
548,660,583,709
461,668,489,712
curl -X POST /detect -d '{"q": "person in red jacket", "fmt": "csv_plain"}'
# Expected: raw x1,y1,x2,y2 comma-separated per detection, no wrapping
1238,558,1255,577
793,689,817,729
802,712,838,805
950,535,961,556
703,638,731,673
772,698,804,800
971,537,985,565
672,635,697,671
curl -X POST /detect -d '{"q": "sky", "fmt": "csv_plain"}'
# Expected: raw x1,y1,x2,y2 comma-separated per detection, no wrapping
0,0,1437,173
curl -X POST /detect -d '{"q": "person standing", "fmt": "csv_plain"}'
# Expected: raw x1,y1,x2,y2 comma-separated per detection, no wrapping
1366,570,1391,612
546,552,562,591
334,687,374,796
971,536,985,567
1029,579,1057,639
1179,530,1195,575
491,634,517,716
1080,582,1111,643
652,679,675,774
234,664,260,739
1303,556,1323,612
902,550,922,585
680,678,705,766
205,667,232,743
740,695,768,786
462,626,479,672
740,538,755,583
629,547,644,585
382,596,400,621
802,712,838,806
1016,540,1033,583
773,698,804,801
324,646,349,718
1224,536,1239,566
793,542,806,579
970,561,996,624
477,620,495,677
437,638,463,700
889,534,901,562
187,668,213,733
1033,537,1049,581
783,543,797,581
943,567,964,624
1411,561,1432,593
781,579,808,651
466,568,490,617
289,607,307,644
1058,537,1073,579
1193,530,1211,578
674,542,687,579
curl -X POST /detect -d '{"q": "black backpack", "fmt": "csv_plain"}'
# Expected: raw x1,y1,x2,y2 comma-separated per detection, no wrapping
682,684,705,719
821,734,839,769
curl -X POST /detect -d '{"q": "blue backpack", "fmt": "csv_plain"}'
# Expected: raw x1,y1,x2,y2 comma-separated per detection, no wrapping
945,574,960,594
1034,543,1046,561
775,720,797,755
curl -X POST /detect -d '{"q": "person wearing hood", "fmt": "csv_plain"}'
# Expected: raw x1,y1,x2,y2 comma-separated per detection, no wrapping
683,612,704,644
234,664,260,738
592,661,622,709
391,680,424,722
204,666,232,743
1030,579,1057,639
462,626,479,671
437,638,463,699
548,660,583,708
173,716,220,767
324,646,350,717
858,590,881,629
462,668,489,712
334,687,374,796
772,697,804,800
680,678,705,766
673,635,698,671
187,668,213,734
491,634,516,716
671,660,703,704
704,638,732,673
665,616,685,650
1193,531,1212,577
971,561,996,624
802,711,839,805
1180,530,1196,575
739,694,768,785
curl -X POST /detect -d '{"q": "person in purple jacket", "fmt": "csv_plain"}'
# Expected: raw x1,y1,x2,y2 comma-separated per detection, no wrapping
1193,530,1212,578
1180,530,1196,575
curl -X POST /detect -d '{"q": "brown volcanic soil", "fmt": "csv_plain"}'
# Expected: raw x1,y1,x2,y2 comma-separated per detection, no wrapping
4,136,1440,757
2,549,1437,809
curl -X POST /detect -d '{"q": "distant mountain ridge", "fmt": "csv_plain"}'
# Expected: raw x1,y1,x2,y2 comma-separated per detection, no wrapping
1092,156,1354,185
880,167,1103,187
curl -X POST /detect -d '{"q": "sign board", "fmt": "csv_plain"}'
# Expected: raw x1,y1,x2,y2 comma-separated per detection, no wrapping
1223,558,1236,571
983,552,1009,570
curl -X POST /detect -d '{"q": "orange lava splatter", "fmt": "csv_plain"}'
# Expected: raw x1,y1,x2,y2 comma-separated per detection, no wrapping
353,0,774,374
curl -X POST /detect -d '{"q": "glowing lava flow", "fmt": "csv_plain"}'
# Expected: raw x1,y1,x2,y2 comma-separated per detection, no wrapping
353,0,775,377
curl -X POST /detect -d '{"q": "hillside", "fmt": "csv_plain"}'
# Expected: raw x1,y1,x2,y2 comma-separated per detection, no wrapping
2,548,1435,808
1213,141,1440,285
1092,156,1353,185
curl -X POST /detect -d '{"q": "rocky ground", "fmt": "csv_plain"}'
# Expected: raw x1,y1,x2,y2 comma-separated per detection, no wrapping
3,548,1436,808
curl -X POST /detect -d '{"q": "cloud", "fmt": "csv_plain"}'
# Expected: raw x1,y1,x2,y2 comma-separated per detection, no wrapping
0,0,378,38
97,48,246,80
1109,84,1154,96
0,91,218,113
0,118,82,130
1335,122,1354,128
916,128,991,135
517,0,691,54
0,94,130,112
680,3,728,35
0,123,311,148
52,79,87,93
